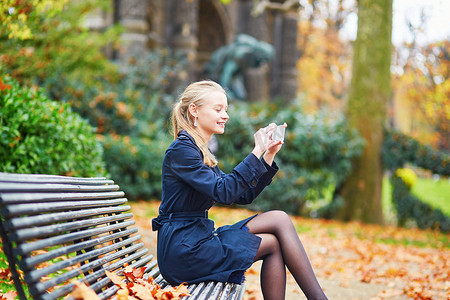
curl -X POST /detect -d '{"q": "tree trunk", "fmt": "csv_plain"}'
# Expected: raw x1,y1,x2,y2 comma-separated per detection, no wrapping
336,0,392,223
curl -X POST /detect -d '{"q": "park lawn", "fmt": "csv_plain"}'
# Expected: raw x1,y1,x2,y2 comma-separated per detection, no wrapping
411,177,450,216
382,176,450,218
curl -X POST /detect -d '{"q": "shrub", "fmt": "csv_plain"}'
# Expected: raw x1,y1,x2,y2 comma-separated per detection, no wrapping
383,129,449,232
43,49,186,137
101,132,171,200
0,75,106,176
395,168,418,188
391,174,449,232
39,49,186,199
383,130,450,176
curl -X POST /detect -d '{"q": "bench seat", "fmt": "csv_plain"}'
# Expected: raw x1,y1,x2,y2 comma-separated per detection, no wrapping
0,172,245,300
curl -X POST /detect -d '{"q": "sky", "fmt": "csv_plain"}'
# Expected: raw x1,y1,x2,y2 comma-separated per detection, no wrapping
340,0,450,46
392,0,450,45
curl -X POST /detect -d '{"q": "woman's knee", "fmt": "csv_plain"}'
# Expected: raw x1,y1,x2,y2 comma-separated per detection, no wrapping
267,210,291,221
266,210,294,230
247,210,294,234
254,233,281,260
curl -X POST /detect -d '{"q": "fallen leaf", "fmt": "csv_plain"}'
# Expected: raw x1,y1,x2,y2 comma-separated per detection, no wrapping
173,283,190,296
105,270,127,289
70,282,101,300
116,288,129,300
0,268,11,280
124,266,147,281
0,291,18,300
128,282,154,300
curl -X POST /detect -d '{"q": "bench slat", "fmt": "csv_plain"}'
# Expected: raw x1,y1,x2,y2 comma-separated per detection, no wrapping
197,281,216,300
24,235,143,283
0,182,119,193
22,227,138,269
0,172,111,185
218,283,233,300
3,205,131,230
146,265,161,279
0,191,125,204
12,213,133,242
1,198,127,217
17,219,136,256
189,282,206,298
35,241,145,294
46,252,154,300
209,282,225,299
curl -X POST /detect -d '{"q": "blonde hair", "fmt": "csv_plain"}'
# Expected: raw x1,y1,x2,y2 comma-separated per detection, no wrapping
171,80,226,167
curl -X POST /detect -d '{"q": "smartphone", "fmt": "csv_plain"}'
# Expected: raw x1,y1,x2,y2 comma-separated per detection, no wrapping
272,125,285,142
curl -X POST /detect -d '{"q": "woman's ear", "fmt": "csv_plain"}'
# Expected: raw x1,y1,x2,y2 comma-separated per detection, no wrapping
188,103,198,118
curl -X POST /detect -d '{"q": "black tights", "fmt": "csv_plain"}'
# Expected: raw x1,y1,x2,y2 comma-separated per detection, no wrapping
246,210,328,300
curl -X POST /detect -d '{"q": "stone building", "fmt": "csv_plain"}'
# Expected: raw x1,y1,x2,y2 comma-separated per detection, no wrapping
89,0,299,102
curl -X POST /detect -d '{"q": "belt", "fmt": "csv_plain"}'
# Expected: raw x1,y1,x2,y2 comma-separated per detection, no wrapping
151,210,209,231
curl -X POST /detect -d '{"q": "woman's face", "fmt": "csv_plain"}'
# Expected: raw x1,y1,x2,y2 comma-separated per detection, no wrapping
195,90,229,140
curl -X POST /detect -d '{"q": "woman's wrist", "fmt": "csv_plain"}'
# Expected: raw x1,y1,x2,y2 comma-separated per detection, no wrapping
252,147,264,159
263,152,275,165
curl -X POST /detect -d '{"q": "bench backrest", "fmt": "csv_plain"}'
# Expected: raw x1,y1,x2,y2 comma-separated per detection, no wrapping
0,172,157,300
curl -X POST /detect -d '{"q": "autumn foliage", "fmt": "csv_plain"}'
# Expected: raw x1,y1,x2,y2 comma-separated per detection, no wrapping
70,266,190,300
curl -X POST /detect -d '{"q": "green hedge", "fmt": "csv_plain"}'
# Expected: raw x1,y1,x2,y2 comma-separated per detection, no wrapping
383,130,450,232
40,49,186,199
0,75,106,176
383,130,450,176
101,132,171,200
391,173,449,232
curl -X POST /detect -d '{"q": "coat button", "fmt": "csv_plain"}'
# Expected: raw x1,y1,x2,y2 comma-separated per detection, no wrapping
251,179,257,187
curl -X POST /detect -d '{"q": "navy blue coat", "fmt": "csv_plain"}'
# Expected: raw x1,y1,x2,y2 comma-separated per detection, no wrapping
152,130,278,285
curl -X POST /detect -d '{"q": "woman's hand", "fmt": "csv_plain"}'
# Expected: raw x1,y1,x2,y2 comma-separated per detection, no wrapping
251,123,286,160
263,123,287,164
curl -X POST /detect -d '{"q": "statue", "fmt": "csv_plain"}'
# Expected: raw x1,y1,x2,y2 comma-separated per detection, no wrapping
204,34,274,100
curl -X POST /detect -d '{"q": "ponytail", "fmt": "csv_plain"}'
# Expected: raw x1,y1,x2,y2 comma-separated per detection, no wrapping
171,80,225,167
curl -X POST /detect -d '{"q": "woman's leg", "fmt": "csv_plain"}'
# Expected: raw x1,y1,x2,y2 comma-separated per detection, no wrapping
253,233,286,299
247,211,328,300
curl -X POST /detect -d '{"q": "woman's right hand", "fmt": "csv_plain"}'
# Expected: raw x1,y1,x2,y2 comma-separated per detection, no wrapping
252,123,281,158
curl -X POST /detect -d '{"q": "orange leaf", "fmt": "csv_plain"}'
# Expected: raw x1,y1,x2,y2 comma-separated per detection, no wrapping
124,266,147,281
173,283,190,297
0,291,18,300
151,285,162,298
128,282,154,300
152,283,190,300
132,267,147,279
135,278,154,290
116,288,129,300
105,270,127,289
0,80,11,91
0,268,11,280
70,282,101,300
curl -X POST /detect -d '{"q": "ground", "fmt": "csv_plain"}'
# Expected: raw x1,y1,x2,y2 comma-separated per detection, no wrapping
130,201,449,300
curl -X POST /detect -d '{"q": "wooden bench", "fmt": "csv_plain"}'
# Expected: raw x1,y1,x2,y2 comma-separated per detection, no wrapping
0,172,246,300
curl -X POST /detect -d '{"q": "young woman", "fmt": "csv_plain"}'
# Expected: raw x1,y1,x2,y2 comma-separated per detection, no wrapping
152,80,328,299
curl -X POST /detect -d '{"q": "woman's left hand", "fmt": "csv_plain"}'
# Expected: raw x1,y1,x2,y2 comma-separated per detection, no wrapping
263,123,287,164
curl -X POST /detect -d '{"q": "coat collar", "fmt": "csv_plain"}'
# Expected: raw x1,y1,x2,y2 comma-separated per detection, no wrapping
177,129,196,144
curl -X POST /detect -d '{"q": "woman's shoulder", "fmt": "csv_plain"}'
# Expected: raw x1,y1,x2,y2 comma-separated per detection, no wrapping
167,131,201,155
